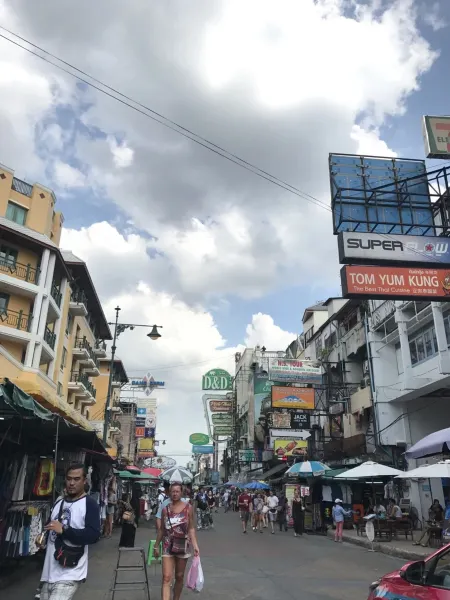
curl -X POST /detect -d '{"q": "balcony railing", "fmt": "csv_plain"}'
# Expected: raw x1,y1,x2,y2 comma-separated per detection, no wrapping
0,308,32,332
71,289,88,306
95,340,107,352
74,336,93,354
12,176,33,197
0,259,40,284
44,326,56,349
50,283,62,307
70,371,97,398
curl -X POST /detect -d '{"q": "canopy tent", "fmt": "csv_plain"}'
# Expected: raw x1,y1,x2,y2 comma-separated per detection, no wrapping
334,461,403,479
286,461,330,477
115,470,158,481
395,460,450,480
405,428,450,459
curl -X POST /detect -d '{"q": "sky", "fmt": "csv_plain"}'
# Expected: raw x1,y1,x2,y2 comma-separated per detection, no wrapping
0,0,448,462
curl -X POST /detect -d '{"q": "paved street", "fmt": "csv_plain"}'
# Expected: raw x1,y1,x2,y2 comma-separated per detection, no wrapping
2,511,406,600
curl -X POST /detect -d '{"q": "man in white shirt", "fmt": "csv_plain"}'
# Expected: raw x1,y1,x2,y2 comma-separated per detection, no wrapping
266,491,279,534
40,463,100,600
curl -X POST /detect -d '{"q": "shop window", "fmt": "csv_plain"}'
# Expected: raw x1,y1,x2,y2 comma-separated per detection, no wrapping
6,201,27,225
409,325,438,366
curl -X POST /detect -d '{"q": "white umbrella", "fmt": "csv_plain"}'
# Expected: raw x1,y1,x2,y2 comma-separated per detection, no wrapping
395,460,450,479
160,466,193,484
335,461,403,479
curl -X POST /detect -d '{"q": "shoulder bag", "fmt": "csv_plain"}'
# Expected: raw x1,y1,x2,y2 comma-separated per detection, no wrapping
167,507,189,555
53,499,85,568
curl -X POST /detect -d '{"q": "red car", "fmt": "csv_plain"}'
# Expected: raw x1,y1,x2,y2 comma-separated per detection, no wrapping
368,543,450,599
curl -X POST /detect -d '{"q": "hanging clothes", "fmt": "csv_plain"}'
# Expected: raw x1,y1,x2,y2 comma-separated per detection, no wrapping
12,455,28,502
33,459,55,497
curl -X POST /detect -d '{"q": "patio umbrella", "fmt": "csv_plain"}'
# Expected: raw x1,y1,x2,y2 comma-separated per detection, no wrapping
160,466,193,484
395,460,450,479
246,481,270,490
405,428,450,459
286,461,330,477
142,467,162,477
334,461,403,479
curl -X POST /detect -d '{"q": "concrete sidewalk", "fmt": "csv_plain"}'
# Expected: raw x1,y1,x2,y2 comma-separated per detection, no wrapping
326,526,437,561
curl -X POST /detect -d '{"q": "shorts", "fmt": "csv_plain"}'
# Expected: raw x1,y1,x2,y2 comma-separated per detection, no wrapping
162,552,191,559
107,505,115,515
40,581,80,600
268,510,277,522
240,511,250,523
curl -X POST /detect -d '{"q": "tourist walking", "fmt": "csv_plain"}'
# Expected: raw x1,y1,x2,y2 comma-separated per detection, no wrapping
39,463,101,600
266,490,279,534
277,494,288,532
154,483,200,600
292,489,305,537
104,477,117,538
207,490,215,528
238,489,252,534
252,494,264,533
332,498,352,542
118,493,137,547
223,490,230,513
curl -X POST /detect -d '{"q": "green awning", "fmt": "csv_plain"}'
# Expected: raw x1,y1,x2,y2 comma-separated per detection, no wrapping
0,379,53,420
115,470,158,481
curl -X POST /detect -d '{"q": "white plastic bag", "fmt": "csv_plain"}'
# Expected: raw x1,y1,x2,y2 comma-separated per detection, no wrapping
195,559,204,593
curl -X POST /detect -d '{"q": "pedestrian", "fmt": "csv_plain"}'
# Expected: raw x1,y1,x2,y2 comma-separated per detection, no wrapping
207,491,215,528
131,483,142,527
104,477,117,538
266,490,279,534
262,492,269,528
292,489,305,537
238,488,252,534
154,482,200,600
39,463,100,600
278,494,288,532
223,489,230,513
332,498,352,542
253,494,264,533
156,486,190,531
118,493,137,547
214,491,220,513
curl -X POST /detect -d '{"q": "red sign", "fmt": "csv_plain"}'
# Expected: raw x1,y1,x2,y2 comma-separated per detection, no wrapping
341,265,450,301
135,427,145,438
138,451,155,458
209,400,233,413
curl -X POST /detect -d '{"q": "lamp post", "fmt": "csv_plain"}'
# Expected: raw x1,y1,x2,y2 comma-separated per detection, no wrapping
102,306,163,443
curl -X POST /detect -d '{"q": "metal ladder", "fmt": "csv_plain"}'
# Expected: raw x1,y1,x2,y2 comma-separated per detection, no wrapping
111,546,151,600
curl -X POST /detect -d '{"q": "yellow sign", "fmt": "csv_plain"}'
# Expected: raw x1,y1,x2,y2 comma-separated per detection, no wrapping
138,438,154,450
273,439,307,457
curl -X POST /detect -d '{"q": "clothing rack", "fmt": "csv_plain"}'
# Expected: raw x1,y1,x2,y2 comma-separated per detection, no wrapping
0,500,52,560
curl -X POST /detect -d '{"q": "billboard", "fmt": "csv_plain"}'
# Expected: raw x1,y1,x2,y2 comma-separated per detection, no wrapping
131,373,164,396
135,426,145,438
189,433,209,445
341,265,450,301
271,386,315,410
273,439,307,458
213,425,233,436
254,373,274,424
136,406,157,428
138,438,154,451
423,116,450,159
270,429,310,440
192,445,214,454
269,359,322,384
211,413,233,425
329,154,433,235
209,400,233,413
269,411,311,430
202,369,233,391
338,232,450,266
238,449,257,462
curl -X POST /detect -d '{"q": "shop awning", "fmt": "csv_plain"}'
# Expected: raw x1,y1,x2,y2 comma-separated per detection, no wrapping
115,470,158,481
260,463,288,481
0,379,53,420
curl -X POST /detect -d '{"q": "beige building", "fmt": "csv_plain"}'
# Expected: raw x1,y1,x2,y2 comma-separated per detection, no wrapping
0,162,114,430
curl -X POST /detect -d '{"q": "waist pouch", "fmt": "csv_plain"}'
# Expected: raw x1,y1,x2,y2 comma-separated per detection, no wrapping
54,536,84,568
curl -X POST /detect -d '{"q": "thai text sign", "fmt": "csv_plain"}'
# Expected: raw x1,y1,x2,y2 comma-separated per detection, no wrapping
209,400,233,413
269,359,322,384
341,265,450,301
273,439,307,457
189,433,210,445
239,449,257,462
211,413,233,425
214,425,233,436
202,369,233,391
271,386,315,410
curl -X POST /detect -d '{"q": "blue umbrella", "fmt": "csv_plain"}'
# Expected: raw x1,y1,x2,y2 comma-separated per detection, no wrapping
246,481,270,490
286,460,330,477
224,480,239,487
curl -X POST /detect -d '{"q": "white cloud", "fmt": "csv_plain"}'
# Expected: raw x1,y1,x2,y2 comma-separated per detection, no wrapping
53,161,86,189
245,313,296,349
423,2,446,31
107,136,134,168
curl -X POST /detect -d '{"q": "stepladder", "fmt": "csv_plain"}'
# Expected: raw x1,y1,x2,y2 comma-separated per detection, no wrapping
111,546,151,600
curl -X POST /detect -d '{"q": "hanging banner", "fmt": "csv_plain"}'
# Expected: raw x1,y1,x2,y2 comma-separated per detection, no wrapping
341,265,450,301
209,400,233,413
211,413,233,425
271,386,315,410
269,359,322,384
273,439,307,457
202,369,233,391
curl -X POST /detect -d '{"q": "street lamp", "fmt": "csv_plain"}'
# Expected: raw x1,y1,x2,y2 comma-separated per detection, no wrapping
102,306,163,443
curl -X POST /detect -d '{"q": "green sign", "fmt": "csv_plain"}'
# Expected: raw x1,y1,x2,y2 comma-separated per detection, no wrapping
202,369,233,391
214,425,233,436
212,413,233,425
189,433,210,445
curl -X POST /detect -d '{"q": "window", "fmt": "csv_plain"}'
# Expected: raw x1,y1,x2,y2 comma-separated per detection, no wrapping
65,313,73,336
426,547,450,589
409,324,438,366
305,327,315,343
61,347,67,370
57,382,63,396
0,245,18,268
6,201,27,225
0,293,9,313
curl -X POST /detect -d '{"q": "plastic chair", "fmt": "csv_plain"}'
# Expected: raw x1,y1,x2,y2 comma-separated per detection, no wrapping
147,539,162,565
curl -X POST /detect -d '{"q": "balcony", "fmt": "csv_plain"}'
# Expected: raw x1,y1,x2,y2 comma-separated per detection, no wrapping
350,385,372,414
68,371,96,405
0,308,33,345
12,176,33,197
72,337,91,361
50,283,62,308
69,289,88,317
84,353,100,377
43,326,56,349
0,259,40,285
94,340,107,358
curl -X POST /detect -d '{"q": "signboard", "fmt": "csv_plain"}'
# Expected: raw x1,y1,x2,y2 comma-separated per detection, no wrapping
202,369,233,391
189,433,210,445
209,400,233,413
131,373,165,396
145,427,155,438
144,455,176,469
138,438,154,450
423,115,450,159
213,426,233,436
136,406,157,428
269,359,322,384
138,451,155,459
239,449,257,462
271,386,315,410
329,402,345,415
273,439,307,457
341,265,450,301
270,429,311,441
135,418,146,427
269,411,311,429
135,427,145,438
211,413,233,425
192,445,214,454
338,232,450,266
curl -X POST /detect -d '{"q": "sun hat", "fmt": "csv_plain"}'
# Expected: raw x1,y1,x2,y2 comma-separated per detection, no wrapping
335,498,343,503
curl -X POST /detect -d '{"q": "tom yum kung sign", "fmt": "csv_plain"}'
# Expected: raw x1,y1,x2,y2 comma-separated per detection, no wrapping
341,265,450,301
